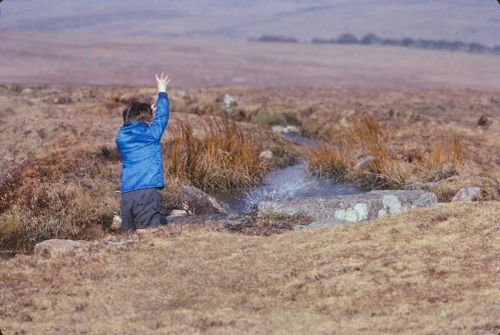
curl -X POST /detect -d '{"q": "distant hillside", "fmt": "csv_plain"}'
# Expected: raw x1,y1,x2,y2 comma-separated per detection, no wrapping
0,0,499,45
1,30,500,89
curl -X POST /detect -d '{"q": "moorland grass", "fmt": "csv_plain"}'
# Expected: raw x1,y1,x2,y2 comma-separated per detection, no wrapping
303,116,466,190
164,117,273,191
1,201,498,334
0,118,274,253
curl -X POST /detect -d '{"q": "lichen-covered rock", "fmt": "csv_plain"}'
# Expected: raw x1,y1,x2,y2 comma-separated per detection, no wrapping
180,186,233,215
258,190,437,229
34,239,90,258
451,185,481,202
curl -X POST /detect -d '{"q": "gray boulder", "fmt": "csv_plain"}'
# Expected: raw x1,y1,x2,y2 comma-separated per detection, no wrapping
34,239,90,258
180,186,233,215
452,185,481,202
258,190,437,229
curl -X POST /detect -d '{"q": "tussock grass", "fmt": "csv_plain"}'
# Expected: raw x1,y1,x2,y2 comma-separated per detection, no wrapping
303,116,465,189
0,151,118,253
300,142,348,179
164,118,272,191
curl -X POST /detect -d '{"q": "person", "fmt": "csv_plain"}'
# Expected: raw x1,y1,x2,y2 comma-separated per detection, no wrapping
115,73,172,231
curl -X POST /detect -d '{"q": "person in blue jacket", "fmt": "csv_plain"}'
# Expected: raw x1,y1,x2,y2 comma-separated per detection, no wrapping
115,73,172,231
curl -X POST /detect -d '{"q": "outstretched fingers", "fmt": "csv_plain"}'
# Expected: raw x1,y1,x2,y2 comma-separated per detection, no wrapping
155,72,172,90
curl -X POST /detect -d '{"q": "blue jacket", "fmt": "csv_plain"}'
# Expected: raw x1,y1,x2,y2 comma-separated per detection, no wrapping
115,92,170,193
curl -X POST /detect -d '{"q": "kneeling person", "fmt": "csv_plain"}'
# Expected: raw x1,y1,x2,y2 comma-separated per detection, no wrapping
115,73,172,230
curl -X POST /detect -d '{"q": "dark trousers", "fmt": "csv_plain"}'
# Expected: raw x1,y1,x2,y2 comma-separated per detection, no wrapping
120,188,166,230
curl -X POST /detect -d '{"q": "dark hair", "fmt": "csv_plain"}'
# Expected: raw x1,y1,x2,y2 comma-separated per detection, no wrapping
123,101,153,124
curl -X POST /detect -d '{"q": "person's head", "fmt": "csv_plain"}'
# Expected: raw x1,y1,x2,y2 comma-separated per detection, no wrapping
123,101,153,124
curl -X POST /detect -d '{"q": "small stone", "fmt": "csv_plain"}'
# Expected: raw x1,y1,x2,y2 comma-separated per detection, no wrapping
477,115,490,126
259,149,273,160
52,96,72,104
21,87,33,94
110,215,122,231
169,209,189,217
284,125,300,134
451,185,481,202
34,239,90,258
271,125,285,134
223,94,237,114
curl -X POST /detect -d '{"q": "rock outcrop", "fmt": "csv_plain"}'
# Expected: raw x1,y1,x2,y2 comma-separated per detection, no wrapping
180,186,233,215
34,239,90,258
258,190,438,229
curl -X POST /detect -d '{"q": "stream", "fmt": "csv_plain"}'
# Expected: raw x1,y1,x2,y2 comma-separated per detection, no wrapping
214,131,365,213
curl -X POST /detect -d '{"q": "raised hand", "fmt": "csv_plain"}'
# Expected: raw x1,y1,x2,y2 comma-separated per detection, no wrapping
155,72,172,93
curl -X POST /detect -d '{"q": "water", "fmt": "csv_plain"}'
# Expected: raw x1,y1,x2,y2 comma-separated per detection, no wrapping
213,131,364,213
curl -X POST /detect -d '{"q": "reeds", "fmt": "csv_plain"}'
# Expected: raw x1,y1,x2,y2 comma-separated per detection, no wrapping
164,117,272,191
301,142,348,179
302,115,465,189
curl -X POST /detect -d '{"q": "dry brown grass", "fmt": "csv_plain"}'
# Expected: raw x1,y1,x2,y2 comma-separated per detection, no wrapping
303,116,466,190
0,151,119,254
412,174,500,202
0,84,499,334
0,201,498,334
300,142,349,179
164,118,273,192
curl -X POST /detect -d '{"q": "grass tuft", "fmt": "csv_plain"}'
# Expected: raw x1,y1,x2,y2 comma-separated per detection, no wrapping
301,142,349,179
164,118,273,192
303,116,466,189
0,151,118,253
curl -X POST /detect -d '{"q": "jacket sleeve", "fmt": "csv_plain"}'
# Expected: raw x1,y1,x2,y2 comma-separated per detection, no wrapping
149,92,170,140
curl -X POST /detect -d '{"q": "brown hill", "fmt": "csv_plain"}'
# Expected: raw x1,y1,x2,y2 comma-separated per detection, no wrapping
1,30,500,89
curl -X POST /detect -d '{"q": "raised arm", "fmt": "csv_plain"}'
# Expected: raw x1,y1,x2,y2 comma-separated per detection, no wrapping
149,72,172,140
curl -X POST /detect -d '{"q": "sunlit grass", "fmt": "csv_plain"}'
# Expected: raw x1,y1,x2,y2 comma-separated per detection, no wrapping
164,117,273,191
